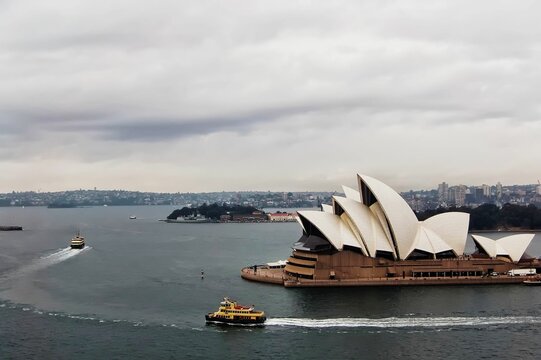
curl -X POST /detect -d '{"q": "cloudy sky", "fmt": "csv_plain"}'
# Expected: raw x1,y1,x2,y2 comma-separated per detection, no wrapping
1,0,540,193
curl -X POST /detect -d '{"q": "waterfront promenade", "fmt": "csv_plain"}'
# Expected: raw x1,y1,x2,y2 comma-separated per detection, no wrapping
241,266,539,287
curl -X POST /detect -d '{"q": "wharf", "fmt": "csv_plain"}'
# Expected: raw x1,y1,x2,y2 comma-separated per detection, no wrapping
0,226,23,231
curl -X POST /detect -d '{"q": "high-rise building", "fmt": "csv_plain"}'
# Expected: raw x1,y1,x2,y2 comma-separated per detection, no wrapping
482,184,490,197
438,182,449,206
474,187,484,202
457,185,466,207
449,185,467,207
496,182,503,200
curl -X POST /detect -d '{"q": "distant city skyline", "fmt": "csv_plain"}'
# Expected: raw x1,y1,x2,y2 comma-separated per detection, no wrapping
1,180,540,195
1,1,540,193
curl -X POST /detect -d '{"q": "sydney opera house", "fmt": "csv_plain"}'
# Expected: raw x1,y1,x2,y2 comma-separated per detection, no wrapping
241,174,540,287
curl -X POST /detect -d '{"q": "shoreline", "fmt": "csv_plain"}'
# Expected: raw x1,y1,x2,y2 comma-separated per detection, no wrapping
160,219,297,224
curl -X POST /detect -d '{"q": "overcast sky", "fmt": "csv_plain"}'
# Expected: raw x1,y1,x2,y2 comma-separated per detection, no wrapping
1,0,540,193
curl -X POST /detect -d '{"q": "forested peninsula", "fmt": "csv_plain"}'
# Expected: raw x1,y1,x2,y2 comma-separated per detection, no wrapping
167,203,260,220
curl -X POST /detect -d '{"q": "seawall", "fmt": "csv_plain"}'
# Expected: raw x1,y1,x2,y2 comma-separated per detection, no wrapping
241,266,539,288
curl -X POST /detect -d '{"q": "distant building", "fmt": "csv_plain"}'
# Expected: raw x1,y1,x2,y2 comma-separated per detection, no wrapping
449,185,466,207
438,182,449,206
231,211,267,222
482,184,490,197
474,187,484,203
267,212,297,222
496,182,503,200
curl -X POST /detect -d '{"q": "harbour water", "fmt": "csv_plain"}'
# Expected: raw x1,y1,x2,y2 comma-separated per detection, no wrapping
1,206,540,359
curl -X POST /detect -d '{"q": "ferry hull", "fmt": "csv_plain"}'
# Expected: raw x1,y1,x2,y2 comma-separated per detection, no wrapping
205,314,266,326
70,244,85,249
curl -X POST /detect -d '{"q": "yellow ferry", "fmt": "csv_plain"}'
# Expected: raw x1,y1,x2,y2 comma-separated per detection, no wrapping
70,232,85,249
205,297,266,325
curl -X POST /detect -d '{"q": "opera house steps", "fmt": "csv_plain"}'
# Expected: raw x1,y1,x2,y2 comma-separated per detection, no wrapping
286,256,316,268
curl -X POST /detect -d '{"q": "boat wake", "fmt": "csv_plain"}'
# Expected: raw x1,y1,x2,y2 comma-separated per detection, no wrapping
40,246,91,263
266,316,541,329
1,247,91,281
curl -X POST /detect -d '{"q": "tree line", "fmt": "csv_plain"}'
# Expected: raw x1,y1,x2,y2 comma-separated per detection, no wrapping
417,203,541,230
167,203,261,220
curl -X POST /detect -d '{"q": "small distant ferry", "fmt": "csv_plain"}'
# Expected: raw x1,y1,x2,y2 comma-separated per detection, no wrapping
205,297,266,325
70,232,85,249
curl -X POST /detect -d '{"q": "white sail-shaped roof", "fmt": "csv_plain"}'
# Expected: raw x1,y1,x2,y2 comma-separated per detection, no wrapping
498,234,535,262
471,235,504,258
359,174,419,259
333,196,393,257
423,227,454,254
422,212,470,255
321,204,333,214
368,202,394,251
338,213,369,256
342,185,361,202
296,214,306,233
471,234,534,262
413,227,437,255
293,173,529,262
413,226,454,256
297,211,360,252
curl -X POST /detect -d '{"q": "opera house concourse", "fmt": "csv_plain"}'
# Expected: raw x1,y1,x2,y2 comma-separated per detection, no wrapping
241,174,541,287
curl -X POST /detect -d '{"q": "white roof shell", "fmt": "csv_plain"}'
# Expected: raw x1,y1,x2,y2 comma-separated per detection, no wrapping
413,225,453,256
358,174,419,259
422,212,470,255
297,211,361,252
498,234,535,261
333,196,394,257
321,204,333,214
471,234,535,262
369,202,395,253
342,185,361,202
338,213,369,256
296,213,306,233
293,173,535,262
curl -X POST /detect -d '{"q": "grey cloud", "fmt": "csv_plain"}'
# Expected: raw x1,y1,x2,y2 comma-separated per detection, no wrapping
42,102,341,141
0,91,522,146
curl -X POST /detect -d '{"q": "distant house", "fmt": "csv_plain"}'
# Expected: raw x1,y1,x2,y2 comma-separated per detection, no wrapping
267,212,297,222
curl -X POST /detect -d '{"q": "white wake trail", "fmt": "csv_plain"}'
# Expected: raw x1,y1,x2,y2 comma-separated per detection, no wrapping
39,246,91,266
266,316,541,328
2,247,91,281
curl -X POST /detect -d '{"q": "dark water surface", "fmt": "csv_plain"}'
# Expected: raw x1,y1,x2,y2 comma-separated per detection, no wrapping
1,206,540,359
